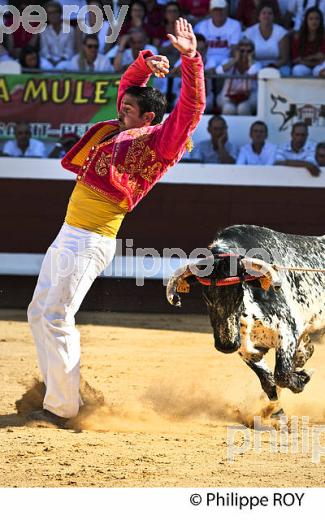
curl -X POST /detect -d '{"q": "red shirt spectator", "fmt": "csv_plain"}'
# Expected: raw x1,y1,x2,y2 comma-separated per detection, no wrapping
5,1,39,58
291,34,325,61
179,0,210,18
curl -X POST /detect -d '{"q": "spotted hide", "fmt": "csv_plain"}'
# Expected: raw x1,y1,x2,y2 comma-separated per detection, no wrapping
167,224,325,403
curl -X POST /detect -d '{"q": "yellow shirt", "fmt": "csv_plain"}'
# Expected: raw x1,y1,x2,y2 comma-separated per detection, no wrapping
65,182,128,238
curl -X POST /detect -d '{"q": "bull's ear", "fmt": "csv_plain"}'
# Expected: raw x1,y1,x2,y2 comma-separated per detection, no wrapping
241,257,282,290
166,265,198,307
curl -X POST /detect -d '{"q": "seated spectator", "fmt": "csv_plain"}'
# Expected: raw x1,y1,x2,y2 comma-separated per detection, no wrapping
2,123,46,158
49,133,80,158
113,29,158,72
40,1,76,67
119,1,151,37
216,38,261,115
144,0,165,29
291,7,325,77
275,121,320,176
187,115,238,163
154,2,183,67
5,1,39,59
313,59,325,76
76,1,113,54
237,120,277,164
19,46,53,71
315,142,325,167
58,35,115,71
284,0,325,31
236,0,281,28
195,0,242,69
179,0,210,23
244,2,290,76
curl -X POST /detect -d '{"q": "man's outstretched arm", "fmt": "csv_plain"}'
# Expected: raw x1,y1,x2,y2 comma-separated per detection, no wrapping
154,19,206,161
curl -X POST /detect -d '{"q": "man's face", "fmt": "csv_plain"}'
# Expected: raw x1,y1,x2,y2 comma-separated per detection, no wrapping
211,8,227,26
83,39,99,61
15,124,31,148
251,124,267,145
47,5,61,25
316,146,325,167
130,34,146,55
119,94,153,130
291,125,308,150
209,119,228,142
25,52,38,68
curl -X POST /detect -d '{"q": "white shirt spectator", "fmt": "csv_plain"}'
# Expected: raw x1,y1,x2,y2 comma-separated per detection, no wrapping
40,23,76,65
237,142,278,165
195,17,242,67
287,0,325,31
120,45,158,67
275,140,316,162
244,23,287,67
188,139,239,163
3,138,46,158
39,57,55,70
57,52,115,72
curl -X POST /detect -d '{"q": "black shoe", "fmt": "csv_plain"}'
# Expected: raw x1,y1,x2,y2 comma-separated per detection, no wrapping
27,409,69,428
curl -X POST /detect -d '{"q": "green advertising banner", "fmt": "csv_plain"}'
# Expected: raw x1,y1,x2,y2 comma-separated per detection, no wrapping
0,73,121,141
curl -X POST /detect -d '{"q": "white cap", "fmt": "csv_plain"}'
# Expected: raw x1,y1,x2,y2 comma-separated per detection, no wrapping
210,0,227,9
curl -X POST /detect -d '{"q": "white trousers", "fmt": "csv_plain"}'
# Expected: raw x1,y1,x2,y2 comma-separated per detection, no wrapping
27,223,116,418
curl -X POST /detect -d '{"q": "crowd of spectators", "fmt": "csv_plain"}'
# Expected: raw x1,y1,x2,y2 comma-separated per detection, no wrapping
183,116,324,175
0,0,324,169
1,1,325,106
0,117,324,177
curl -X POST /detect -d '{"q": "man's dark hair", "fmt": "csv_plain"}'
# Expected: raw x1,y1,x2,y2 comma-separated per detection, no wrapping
83,34,99,45
125,86,167,125
292,121,308,133
19,46,40,68
316,141,325,152
250,120,268,135
208,115,227,129
45,1,63,14
257,1,276,17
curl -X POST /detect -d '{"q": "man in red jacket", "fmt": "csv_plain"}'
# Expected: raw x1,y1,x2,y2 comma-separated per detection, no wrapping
27,18,206,427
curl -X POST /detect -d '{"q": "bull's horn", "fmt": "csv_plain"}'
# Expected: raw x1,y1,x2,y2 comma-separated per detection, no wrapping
166,265,195,307
241,257,282,289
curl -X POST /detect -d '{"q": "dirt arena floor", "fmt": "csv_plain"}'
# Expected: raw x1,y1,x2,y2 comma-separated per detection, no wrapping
0,309,324,488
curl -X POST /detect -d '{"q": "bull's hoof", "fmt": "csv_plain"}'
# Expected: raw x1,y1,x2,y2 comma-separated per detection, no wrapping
289,369,312,393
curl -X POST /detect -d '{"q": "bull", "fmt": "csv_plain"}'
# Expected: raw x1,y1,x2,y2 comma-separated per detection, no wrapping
167,225,325,410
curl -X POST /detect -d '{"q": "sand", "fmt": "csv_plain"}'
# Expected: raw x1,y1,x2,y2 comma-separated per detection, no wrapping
0,309,324,488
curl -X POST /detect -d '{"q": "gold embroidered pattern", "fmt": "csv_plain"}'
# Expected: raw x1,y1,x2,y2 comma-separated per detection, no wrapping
116,135,162,183
95,152,112,176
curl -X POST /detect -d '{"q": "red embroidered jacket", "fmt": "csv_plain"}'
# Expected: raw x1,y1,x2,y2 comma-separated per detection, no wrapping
61,49,206,211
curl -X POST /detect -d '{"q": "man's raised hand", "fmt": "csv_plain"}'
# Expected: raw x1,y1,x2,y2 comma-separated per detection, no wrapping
167,18,197,58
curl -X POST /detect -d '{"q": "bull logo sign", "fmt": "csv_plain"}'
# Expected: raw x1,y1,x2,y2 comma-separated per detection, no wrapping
270,94,325,131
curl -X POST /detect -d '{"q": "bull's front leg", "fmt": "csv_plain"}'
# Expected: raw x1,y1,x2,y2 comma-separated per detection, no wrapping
240,354,284,418
241,356,278,401
274,324,312,393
